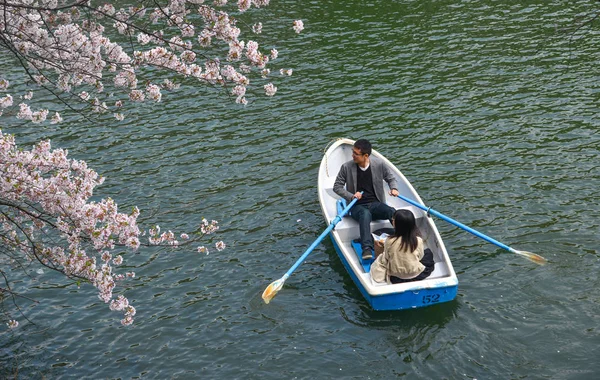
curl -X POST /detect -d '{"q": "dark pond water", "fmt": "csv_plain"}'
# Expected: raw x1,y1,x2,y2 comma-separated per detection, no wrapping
1,0,599,378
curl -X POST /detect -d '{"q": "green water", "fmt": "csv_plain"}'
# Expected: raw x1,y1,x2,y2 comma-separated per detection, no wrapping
1,0,599,378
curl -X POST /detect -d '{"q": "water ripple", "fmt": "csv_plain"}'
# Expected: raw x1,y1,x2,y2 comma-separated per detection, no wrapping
2,0,599,378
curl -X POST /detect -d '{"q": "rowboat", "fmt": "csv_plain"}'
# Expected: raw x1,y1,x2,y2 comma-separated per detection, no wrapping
318,138,458,310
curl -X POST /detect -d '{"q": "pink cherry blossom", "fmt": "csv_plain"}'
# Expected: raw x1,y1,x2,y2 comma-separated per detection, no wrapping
1,131,224,327
129,90,145,102
0,0,302,124
293,20,305,34
79,92,91,101
146,84,162,102
200,219,219,234
16,103,32,120
264,83,277,96
51,112,63,124
121,315,134,326
238,0,252,12
31,109,49,124
102,252,113,262
0,95,13,108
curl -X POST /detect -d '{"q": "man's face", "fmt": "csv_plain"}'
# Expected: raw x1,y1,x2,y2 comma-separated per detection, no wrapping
352,147,369,166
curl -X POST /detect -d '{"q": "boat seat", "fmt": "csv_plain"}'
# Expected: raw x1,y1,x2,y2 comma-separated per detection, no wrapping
428,262,448,279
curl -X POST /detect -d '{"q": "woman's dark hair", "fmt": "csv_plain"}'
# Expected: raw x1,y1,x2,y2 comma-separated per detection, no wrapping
391,209,420,252
354,139,372,156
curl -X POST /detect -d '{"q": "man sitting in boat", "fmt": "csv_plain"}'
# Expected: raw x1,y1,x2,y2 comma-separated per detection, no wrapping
333,139,399,260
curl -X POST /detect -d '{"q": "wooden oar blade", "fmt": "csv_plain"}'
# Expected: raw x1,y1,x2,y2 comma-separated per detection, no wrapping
516,250,548,266
262,277,285,304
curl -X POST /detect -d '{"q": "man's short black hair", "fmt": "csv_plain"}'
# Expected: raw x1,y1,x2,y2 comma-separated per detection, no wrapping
354,139,372,156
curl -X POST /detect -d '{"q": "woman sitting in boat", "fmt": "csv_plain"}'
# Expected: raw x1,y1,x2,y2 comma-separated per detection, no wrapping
371,209,435,284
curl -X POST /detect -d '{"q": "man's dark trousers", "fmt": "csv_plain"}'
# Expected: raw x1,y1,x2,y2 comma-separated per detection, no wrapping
350,201,395,255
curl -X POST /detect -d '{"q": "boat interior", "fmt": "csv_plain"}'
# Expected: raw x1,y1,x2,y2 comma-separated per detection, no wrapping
321,179,453,282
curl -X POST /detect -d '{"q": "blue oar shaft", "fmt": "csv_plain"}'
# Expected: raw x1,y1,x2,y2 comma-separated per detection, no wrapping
284,197,359,278
397,194,512,252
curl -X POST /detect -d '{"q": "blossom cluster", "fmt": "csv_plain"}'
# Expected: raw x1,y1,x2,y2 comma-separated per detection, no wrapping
109,295,136,326
0,0,304,122
200,218,219,235
293,20,305,34
0,129,140,325
197,240,226,255
0,130,223,328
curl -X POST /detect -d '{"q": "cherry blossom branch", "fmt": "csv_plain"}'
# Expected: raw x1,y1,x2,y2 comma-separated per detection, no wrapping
0,0,87,12
0,0,303,122
1,268,38,328
0,31,91,122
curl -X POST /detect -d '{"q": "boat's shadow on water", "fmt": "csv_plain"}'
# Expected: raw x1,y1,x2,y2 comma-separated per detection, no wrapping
344,299,460,329
325,242,461,330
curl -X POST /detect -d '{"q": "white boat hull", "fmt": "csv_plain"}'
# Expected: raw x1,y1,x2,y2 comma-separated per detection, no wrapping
318,139,458,310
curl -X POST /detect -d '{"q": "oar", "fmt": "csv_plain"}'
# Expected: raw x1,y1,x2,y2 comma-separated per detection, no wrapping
262,196,360,304
396,194,547,265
